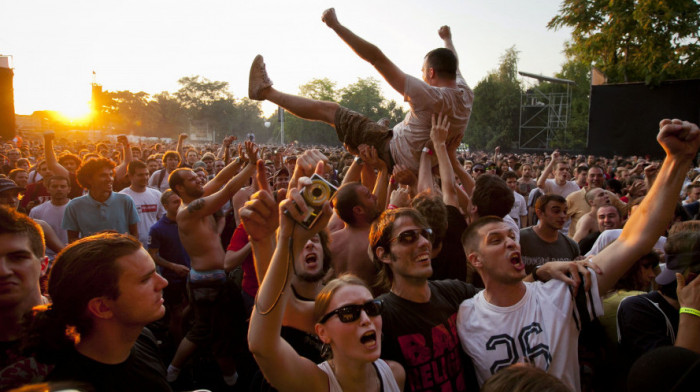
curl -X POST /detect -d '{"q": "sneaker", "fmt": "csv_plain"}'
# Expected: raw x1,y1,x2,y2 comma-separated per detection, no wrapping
248,55,273,100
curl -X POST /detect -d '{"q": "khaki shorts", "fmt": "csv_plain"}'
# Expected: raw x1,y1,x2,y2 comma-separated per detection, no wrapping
334,107,393,155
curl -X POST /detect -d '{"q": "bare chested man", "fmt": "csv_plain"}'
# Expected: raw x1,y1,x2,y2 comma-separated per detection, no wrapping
572,188,611,242
165,141,258,387
329,148,388,293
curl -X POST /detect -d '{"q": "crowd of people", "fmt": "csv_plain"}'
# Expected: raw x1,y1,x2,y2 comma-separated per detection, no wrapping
2,8,700,392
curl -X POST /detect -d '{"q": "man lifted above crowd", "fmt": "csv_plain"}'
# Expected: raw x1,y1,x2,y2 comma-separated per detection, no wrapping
249,8,473,174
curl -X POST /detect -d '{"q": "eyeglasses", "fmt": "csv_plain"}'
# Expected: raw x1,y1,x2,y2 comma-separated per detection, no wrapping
473,168,484,173
389,228,433,245
319,299,383,324
486,166,496,170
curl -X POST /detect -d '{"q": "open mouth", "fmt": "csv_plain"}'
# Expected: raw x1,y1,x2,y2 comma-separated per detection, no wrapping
510,252,525,271
360,331,377,347
415,252,431,264
304,253,318,266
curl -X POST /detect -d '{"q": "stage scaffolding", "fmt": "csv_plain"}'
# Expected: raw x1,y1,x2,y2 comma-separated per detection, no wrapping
518,71,575,150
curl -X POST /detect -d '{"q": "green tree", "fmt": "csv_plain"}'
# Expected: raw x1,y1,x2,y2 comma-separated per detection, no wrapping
548,0,700,85
175,76,233,111
466,47,523,150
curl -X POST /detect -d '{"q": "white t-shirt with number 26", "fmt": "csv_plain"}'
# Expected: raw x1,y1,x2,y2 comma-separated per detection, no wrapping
457,270,603,392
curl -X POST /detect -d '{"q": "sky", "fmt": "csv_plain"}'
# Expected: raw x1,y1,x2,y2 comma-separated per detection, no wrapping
1,0,573,119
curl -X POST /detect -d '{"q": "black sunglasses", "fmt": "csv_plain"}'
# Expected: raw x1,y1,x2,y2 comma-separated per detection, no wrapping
319,299,383,324
389,228,433,245
473,168,484,173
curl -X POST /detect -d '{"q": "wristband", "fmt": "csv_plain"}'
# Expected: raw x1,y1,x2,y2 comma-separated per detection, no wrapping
389,177,396,184
532,265,543,282
387,204,398,210
422,147,433,155
680,307,700,318
354,156,363,164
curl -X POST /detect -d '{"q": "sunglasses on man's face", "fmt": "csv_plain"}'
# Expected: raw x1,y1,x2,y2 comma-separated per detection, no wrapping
389,228,433,245
319,299,383,324
473,168,484,173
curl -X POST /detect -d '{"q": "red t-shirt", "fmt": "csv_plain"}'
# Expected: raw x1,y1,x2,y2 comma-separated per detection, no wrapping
227,223,258,297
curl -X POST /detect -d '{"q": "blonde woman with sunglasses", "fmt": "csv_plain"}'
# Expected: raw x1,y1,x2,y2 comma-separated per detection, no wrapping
246,159,405,392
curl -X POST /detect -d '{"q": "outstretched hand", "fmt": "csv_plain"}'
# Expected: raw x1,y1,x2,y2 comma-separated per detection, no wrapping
431,112,451,146
677,272,700,310
657,119,700,161
240,160,284,242
279,161,332,244
289,149,330,191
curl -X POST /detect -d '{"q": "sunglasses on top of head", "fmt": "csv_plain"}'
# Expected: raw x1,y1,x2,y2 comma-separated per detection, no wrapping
319,299,383,324
389,228,433,245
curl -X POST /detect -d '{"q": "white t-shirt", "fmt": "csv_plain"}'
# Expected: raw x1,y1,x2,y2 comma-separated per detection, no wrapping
457,271,603,392
542,179,580,198
584,229,667,257
390,74,474,172
28,201,69,257
148,169,171,192
509,191,527,227
119,187,164,247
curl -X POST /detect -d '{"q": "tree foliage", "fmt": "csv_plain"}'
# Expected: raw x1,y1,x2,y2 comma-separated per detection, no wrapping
466,47,523,150
548,0,700,85
86,75,405,144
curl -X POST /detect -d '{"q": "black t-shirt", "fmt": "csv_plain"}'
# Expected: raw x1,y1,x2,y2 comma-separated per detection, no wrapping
0,339,21,371
379,280,480,392
617,291,679,365
46,329,172,392
430,205,468,282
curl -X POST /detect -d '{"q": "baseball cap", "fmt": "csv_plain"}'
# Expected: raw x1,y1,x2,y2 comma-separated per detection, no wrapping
656,235,700,285
0,178,25,193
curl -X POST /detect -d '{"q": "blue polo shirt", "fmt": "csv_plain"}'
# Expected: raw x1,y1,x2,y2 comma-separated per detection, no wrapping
62,192,140,238
148,215,190,282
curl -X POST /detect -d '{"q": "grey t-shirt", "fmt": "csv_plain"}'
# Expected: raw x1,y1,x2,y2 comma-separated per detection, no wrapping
519,226,580,273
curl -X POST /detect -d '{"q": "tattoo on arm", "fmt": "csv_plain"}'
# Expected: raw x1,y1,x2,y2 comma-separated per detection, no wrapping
187,198,205,213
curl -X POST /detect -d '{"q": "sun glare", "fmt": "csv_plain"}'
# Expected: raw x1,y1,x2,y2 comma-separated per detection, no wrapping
55,103,93,124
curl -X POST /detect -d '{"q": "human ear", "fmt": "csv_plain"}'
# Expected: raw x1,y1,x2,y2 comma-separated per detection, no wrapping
315,323,331,344
376,246,391,265
467,252,482,269
86,297,114,320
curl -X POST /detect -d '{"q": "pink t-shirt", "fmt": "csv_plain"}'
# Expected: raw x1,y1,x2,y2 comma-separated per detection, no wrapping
389,74,474,172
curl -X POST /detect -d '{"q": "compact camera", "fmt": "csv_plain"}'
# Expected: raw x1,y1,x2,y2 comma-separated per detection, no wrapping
300,173,337,229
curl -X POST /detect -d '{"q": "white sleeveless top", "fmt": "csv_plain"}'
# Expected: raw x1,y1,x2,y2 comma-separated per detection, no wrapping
318,359,400,392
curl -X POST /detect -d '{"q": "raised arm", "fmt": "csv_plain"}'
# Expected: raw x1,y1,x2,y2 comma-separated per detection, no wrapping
361,145,389,213
675,273,700,354
181,143,258,221
438,25,463,78
248,164,331,392
176,133,187,160
322,8,407,95
416,146,435,194
114,135,132,181
537,150,559,190
43,132,69,178
593,120,700,295
431,113,459,207
341,157,363,185
449,151,475,197
203,143,251,196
